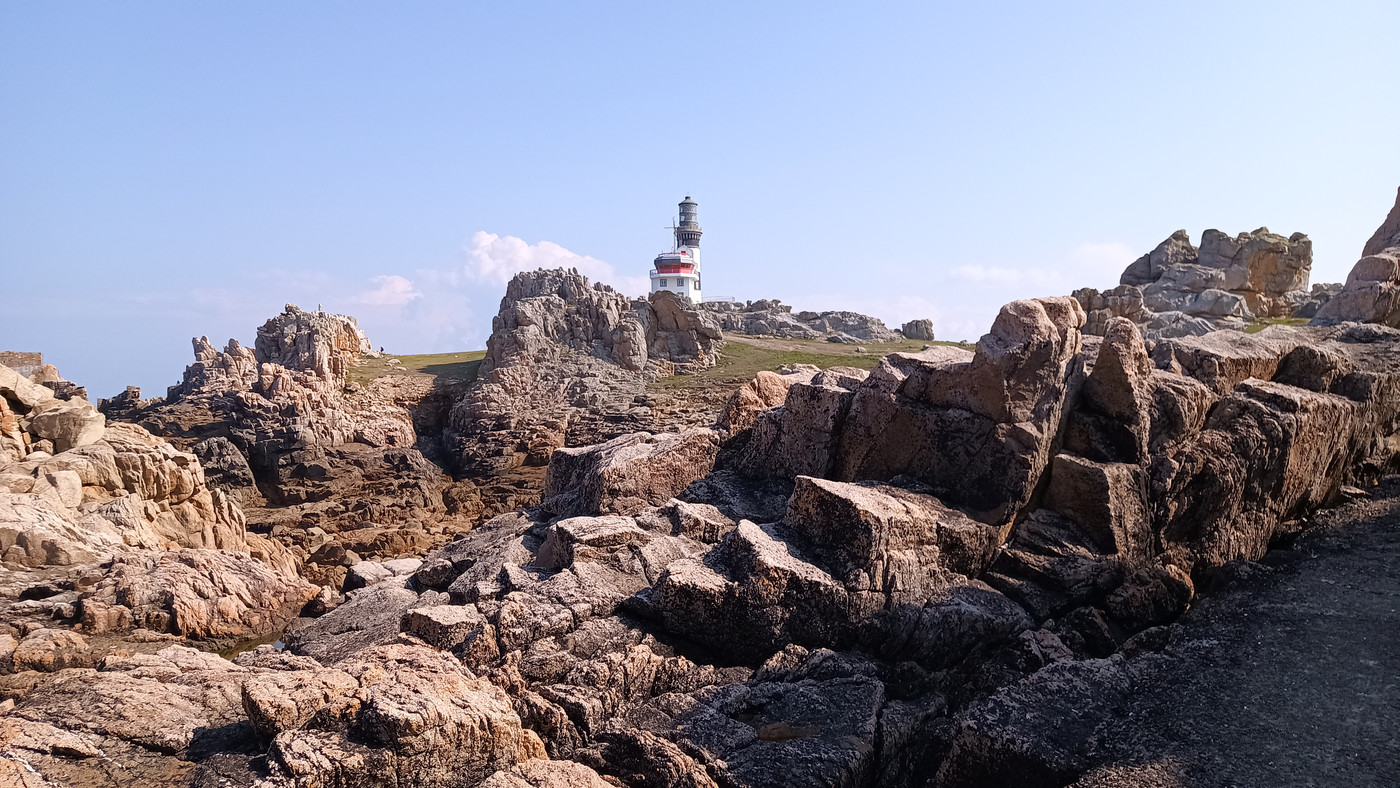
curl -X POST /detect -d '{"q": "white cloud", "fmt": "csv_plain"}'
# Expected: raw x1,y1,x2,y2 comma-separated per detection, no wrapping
353,275,421,306
464,231,650,296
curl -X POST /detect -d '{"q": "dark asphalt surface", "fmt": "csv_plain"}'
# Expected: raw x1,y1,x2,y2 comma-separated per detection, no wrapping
1082,479,1400,787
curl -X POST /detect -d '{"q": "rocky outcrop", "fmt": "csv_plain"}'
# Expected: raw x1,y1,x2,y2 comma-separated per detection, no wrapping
902,319,936,341
2,364,104,464
727,298,1085,529
479,269,721,378
0,404,248,567
106,306,413,481
446,269,724,485
97,306,471,578
1077,227,1317,340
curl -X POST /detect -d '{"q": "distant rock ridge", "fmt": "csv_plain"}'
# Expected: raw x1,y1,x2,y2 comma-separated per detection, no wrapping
1075,226,1326,340
701,298,905,342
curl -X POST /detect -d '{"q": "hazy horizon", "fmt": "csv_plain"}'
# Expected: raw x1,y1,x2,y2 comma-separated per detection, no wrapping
3,2,1398,398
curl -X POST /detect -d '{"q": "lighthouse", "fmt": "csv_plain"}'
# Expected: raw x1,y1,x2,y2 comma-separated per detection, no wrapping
650,196,703,302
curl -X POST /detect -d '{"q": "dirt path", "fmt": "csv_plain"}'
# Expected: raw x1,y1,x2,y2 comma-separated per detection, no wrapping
1082,480,1400,787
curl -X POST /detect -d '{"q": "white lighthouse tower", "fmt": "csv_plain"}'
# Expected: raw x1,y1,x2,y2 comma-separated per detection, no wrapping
650,195,703,302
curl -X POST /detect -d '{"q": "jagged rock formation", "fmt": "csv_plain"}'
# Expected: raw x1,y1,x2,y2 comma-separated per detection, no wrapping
1076,227,1319,340
446,269,724,484
2,364,253,567
97,305,478,585
701,299,901,342
1312,187,1400,327
103,306,418,498
479,269,721,377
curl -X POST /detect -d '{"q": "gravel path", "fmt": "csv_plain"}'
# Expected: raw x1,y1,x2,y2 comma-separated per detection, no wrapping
1082,480,1400,787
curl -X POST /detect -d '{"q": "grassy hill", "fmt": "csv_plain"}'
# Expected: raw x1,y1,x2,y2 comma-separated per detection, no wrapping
348,350,487,386
651,335,974,391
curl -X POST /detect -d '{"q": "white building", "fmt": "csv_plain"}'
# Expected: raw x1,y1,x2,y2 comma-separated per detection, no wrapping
650,195,702,302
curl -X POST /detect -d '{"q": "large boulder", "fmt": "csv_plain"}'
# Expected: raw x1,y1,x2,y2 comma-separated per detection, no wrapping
716,366,820,434
24,400,105,454
644,290,724,365
543,430,719,517
834,297,1086,529
783,476,1001,597
902,319,936,341
728,376,860,481
1063,317,1154,464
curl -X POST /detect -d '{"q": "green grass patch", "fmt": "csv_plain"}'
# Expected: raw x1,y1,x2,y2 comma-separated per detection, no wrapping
348,350,487,386
651,336,974,390
1244,317,1310,334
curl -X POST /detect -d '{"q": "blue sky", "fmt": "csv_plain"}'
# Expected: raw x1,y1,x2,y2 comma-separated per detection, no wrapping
3,1,1398,398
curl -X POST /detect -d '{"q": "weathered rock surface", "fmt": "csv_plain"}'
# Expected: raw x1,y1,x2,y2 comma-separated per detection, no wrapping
0,645,262,785
261,643,530,788
79,548,318,641
0,414,249,567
